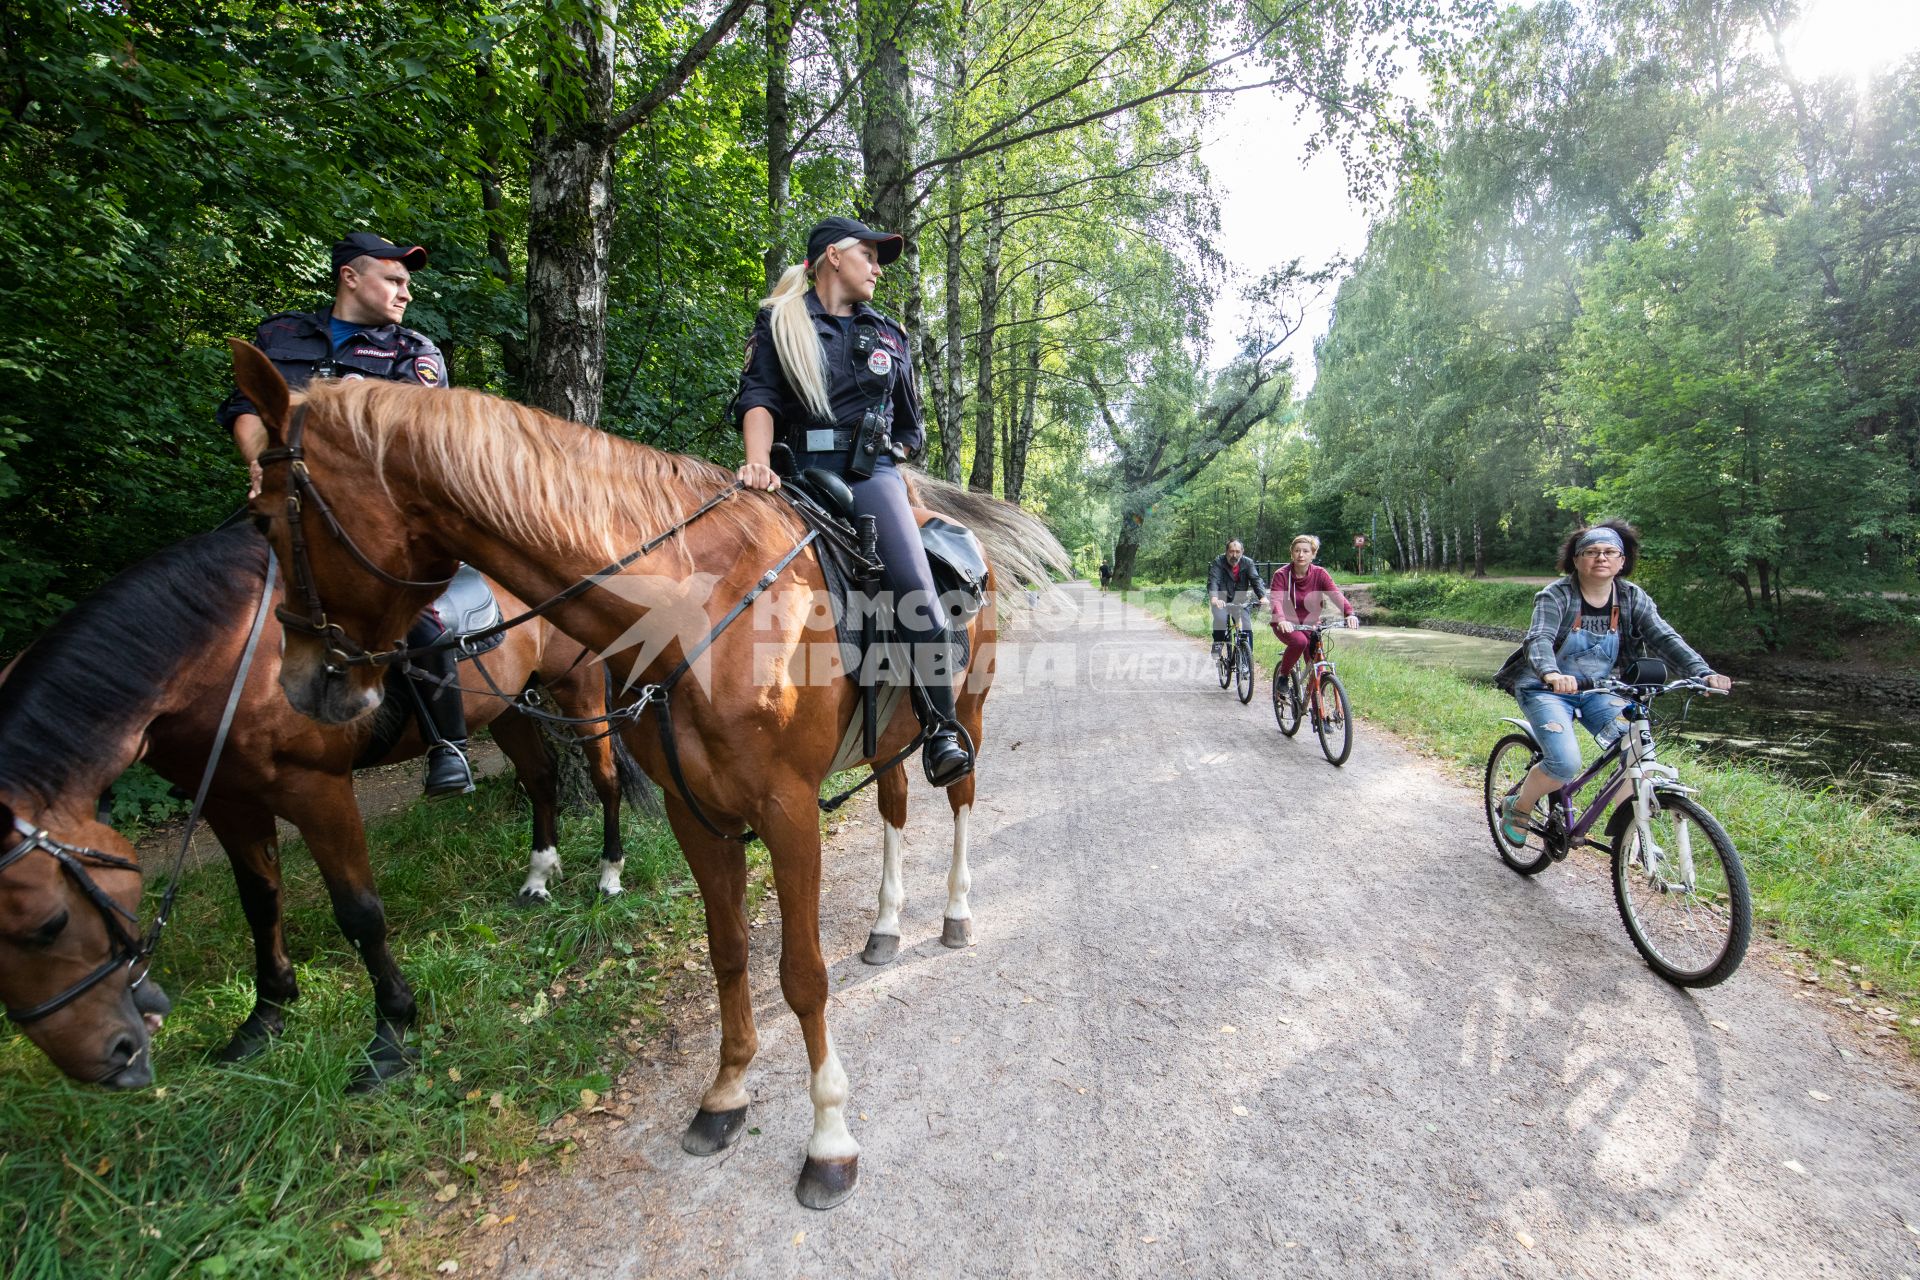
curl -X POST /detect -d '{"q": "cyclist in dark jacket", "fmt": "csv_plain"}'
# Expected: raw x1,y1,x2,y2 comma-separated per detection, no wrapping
1207,540,1267,660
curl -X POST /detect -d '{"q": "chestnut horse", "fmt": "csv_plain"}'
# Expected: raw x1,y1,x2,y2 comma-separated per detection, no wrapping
234,344,1066,1207
0,522,642,1089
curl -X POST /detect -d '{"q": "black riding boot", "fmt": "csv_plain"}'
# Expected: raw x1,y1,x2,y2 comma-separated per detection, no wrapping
412,647,473,799
909,629,973,788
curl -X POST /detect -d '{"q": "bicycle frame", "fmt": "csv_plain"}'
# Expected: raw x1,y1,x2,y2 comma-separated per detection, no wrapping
1500,692,1697,875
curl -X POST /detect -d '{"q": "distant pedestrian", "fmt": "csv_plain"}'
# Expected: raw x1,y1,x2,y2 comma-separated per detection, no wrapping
1098,560,1112,588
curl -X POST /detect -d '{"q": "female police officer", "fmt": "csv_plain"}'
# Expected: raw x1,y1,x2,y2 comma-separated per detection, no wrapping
732,216,973,787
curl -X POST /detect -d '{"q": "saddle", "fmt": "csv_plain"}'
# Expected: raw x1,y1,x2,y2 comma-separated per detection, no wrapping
351,567,505,769
775,452,988,766
431,564,506,651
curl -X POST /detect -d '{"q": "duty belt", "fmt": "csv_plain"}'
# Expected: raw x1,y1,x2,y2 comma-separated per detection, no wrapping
800,425,888,454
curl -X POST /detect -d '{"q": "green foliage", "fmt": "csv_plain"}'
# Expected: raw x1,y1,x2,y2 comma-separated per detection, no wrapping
1366,573,1537,629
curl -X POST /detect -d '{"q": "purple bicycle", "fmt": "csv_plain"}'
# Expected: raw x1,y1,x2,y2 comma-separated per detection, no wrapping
1482,662,1752,987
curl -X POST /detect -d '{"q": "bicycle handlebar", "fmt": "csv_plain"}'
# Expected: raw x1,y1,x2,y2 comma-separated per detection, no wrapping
1589,676,1728,697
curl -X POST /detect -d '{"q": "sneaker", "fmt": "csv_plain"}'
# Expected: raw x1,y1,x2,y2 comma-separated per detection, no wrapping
1498,795,1530,847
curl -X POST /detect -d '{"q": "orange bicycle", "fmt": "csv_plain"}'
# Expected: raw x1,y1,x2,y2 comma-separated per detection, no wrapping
1271,621,1352,766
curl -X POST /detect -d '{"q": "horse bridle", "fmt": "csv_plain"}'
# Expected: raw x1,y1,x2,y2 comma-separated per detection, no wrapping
257,404,456,673
0,816,150,1025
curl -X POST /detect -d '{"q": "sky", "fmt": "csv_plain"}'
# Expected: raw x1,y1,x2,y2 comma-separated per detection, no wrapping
1199,0,1920,388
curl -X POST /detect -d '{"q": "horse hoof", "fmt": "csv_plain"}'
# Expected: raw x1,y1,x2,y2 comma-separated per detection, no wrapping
861,933,900,965
941,917,973,948
795,1155,859,1209
346,1044,419,1094
212,1019,280,1064
513,889,552,909
681,1105,748,1156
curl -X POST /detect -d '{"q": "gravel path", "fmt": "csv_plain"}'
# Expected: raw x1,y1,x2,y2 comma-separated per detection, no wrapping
476,583,1919,1279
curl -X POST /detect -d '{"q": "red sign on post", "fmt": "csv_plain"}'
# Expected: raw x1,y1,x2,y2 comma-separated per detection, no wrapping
1354,535,1367,547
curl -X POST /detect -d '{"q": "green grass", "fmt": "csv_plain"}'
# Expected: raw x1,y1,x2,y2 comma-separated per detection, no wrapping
1361,573,1538,630
0,774,760,1279
1124,582,1920,1036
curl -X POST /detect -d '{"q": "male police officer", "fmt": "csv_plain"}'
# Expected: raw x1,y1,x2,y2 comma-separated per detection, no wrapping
219,233,471,798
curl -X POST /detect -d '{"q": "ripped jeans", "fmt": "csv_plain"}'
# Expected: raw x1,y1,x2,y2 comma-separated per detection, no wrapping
1514,687,1629,783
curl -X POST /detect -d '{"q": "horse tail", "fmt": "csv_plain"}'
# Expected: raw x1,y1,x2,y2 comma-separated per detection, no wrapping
610,721,662,817
900,467,1073,616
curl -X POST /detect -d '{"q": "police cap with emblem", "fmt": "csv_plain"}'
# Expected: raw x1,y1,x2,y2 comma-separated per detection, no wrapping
332,232,428,277
805,217,903,268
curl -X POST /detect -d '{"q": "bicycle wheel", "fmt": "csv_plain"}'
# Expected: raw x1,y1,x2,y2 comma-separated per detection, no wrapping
1235,642,1254,703
1315,673,1352,765
1273,666,1302,735
1612,792,1752,987
1484,733,1552,876
1216,639,1232,689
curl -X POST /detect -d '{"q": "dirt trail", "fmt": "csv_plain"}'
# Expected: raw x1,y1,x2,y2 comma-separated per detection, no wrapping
464,583,1917,1279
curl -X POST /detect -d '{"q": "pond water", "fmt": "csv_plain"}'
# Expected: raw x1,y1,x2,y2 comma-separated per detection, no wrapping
1341,626,1920,814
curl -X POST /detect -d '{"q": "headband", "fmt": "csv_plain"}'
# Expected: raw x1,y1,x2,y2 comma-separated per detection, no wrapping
1576,528,1625,553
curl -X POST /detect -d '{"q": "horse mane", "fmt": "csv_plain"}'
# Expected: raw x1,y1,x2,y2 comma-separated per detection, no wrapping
0,524,269,808
304,380,778,563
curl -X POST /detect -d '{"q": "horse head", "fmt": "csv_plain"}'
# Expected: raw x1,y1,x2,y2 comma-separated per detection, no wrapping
232,340,455,725
0,796,170,1087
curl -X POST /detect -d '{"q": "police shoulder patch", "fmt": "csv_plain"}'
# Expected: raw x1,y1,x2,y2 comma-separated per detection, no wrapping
413,354,443,387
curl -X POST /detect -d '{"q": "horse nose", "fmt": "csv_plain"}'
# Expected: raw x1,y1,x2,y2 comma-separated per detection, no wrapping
101,1030,153,1089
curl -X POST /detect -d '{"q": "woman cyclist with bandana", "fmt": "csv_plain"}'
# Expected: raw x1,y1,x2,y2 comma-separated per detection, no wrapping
1492,520,1732,846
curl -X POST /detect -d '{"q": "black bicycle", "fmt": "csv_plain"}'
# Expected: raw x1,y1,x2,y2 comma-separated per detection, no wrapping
1272,620,1352,766
1215,603,1256,704
1483,665,1750,987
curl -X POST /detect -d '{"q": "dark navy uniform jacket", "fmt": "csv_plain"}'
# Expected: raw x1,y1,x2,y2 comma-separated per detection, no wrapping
217,308,447,430
733,291,923,469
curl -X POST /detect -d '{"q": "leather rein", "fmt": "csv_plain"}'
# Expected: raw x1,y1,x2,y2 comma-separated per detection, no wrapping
253,403,817,843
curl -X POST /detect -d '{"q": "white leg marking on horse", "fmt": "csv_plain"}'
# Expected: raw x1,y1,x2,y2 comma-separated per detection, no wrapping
945,804,972,922
520,846,561,899
598,858,625,896
871,821,905,938
806,1034,860,1161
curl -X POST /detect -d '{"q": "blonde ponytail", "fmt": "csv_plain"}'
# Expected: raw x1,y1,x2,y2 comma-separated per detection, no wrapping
760,236,860,422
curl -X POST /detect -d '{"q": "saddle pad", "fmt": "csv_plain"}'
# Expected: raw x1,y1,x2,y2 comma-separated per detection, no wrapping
828,681,911,774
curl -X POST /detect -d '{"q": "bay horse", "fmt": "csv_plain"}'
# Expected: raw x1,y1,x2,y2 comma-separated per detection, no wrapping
0,522,642,1089
232,342,1065,1208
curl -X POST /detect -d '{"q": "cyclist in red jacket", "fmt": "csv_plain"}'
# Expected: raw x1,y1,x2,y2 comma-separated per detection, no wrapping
1269,534,1358,676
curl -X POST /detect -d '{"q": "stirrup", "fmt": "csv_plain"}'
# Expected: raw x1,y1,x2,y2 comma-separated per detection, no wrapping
424,741,475,799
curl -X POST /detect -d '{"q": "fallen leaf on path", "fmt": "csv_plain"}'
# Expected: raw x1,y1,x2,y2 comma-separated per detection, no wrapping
1514,1230,1534,1249
1808,1090,1833,1103
991,1151,1006,1163
477,1214,499,1229
465,1088,482,1102
1275,1017,1291,1026
1709,1020,1730,1031
436,1262,458,1275
447,1067,461,1083
793,1231,805,1246
1141,1236,1157,1244
579,1089,599,1109
1783,1159,1808,1175
435,1183,460,1203
1220,1024,1237,1034
1232,1105,1249,1117
94,1157,110,1176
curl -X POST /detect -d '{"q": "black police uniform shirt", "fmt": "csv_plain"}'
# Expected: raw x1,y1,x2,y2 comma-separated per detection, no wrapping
732,291,923,461
217,308,447,431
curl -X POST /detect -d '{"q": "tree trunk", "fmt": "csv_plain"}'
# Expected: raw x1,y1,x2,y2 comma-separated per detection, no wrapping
525,0,616,424
1004,280,1043,505
967,190,1004,494
1112,514,1143,589
939,165,967,483
1473,519,1486,578
762,0,795,290
1386,502,1406,571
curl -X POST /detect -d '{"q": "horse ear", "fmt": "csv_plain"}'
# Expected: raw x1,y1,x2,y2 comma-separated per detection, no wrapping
228,339,291,441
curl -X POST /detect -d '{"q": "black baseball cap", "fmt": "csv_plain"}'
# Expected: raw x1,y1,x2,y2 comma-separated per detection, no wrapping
332,232,428,275
805,217,903,268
